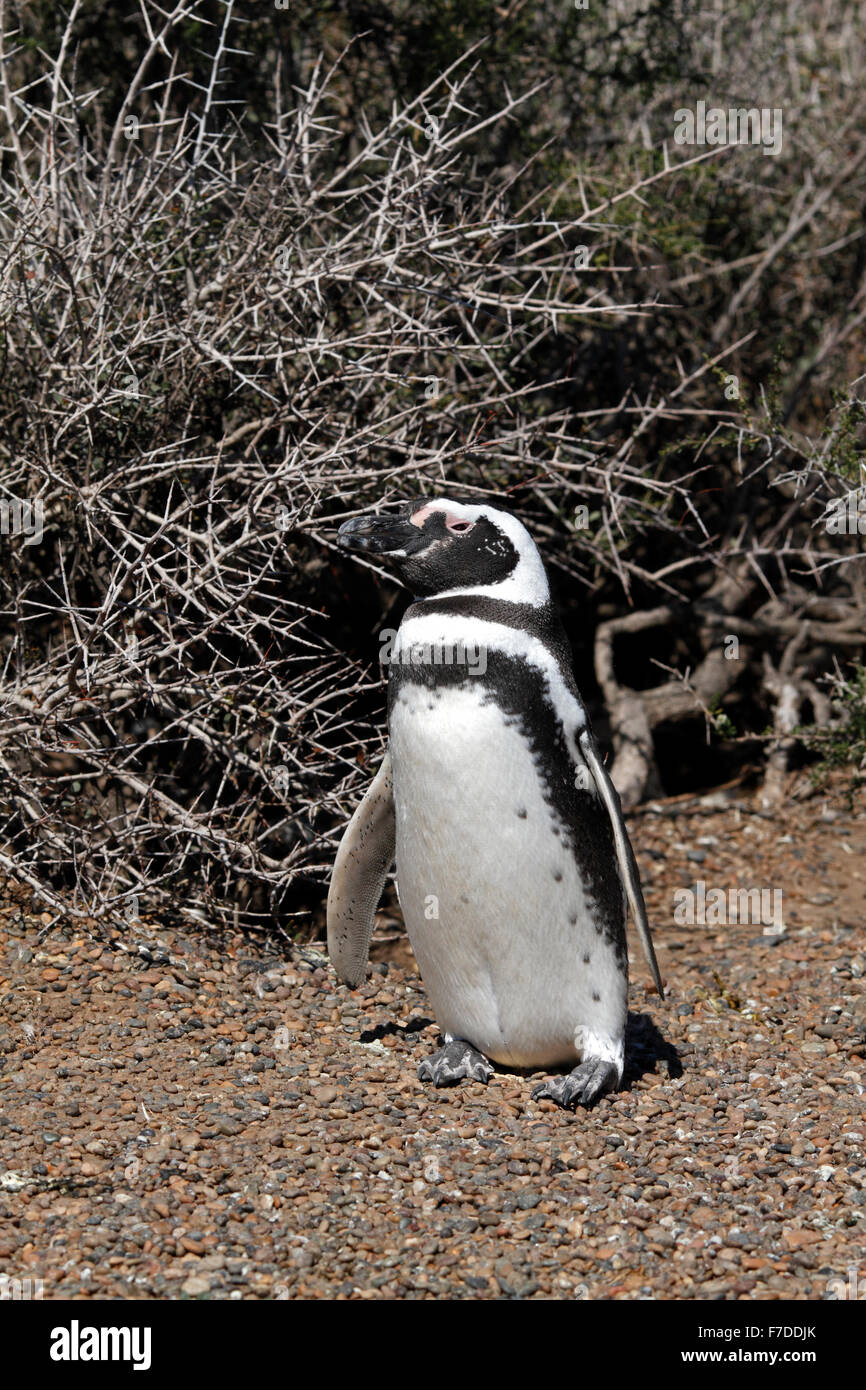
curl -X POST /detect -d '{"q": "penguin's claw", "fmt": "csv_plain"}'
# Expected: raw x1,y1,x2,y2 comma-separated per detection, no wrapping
531,1059,619,1110
418,1039,494,1088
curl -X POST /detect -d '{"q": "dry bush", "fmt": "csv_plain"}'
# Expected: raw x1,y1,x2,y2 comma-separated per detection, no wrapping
0,1,863,943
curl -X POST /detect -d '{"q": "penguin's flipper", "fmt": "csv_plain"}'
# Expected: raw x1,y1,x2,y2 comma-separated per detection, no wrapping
577,729,665,999
327,750,395,988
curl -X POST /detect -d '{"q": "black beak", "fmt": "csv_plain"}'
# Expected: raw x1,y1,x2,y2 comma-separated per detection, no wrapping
337,512,420,556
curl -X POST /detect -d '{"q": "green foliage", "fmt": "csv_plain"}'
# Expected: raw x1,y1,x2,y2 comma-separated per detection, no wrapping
708,700,738,741
825,392,866,484
796,665,866,787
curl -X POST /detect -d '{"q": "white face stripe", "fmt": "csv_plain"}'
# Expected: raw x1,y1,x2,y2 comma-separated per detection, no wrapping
410,498,550,607
394,610,589,754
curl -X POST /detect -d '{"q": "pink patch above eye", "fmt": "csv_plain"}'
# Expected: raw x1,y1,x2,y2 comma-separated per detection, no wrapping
409,503,474,532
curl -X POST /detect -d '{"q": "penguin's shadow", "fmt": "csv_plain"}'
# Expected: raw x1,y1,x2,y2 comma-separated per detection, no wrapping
358,1011,681,1092
622,1011,682,1087
506,1012,680,1089
359,1015,437,1043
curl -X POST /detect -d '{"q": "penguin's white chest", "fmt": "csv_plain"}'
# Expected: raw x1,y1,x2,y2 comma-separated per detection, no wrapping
389,682,626,1068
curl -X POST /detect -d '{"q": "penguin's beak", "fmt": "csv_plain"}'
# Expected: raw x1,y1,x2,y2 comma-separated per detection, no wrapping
336,512,420,556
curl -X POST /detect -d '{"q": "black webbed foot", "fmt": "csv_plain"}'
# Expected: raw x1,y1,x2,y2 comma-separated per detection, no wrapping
531,1059,619,1110
417,1037,494,1088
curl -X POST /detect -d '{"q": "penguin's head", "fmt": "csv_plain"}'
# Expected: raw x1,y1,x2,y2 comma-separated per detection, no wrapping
336,497,550,605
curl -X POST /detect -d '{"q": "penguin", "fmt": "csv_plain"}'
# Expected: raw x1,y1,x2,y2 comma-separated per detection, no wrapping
327,497,663,1108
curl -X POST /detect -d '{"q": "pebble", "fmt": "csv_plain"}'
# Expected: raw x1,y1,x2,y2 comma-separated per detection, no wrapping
0,790,862,1300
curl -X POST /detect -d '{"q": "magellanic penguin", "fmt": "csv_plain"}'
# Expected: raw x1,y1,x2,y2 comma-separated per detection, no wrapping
327,497,664,1109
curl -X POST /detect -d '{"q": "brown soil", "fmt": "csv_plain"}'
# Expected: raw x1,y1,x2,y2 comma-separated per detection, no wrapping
0,778,863,1300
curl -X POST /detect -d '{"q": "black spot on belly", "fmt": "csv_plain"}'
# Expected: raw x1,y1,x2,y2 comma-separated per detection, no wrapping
516,807,527,818
583,953,591,964
553,870,563,882
569,914,578,927
592,991,601,1002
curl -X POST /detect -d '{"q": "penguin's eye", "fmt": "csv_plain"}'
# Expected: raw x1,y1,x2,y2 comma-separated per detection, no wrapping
448,520,474,534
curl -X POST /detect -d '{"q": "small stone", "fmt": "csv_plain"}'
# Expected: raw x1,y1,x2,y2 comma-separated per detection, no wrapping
782,1229,822,1250
311,1086,338,1104
181,1275,211,1296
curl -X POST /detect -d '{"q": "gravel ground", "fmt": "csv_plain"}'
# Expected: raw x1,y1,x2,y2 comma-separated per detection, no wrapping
1,781,863,1301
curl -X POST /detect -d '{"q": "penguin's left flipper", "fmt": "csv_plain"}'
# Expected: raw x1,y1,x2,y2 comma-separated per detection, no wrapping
327,751,395,989
577,728,665,1000
418,1037,494,1088
531,1060,619,1110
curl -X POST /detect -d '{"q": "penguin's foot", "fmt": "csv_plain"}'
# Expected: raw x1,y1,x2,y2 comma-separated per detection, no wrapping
531,1059,619,1110
417,1038,494,1088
